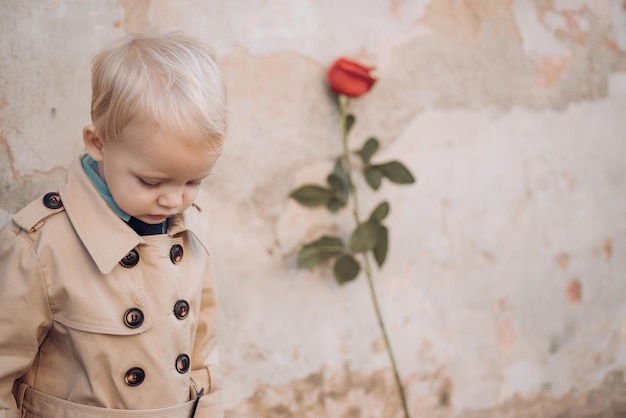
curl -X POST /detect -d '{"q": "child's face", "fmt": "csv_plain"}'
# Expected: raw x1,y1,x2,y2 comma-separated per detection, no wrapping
87,119,219,224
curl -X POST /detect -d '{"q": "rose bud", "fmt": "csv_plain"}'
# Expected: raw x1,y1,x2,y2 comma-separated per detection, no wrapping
327,58,377,98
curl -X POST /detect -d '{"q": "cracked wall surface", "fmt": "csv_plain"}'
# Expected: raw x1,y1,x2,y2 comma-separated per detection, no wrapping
1,1,626,417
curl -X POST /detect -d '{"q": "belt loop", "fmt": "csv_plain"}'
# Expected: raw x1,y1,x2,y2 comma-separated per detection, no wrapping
190,376,199,397
17,383,28,409
16,382,29,418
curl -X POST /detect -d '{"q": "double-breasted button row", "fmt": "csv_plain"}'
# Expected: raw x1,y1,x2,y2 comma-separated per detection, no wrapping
43,192,63,209
122,300,188,329
123,355,189,387
119,245,182,268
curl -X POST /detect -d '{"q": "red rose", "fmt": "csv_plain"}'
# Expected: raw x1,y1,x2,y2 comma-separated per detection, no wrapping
327,58,376,98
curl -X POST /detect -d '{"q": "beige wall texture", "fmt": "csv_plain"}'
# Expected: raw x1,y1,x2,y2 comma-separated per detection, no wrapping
2,1,626,417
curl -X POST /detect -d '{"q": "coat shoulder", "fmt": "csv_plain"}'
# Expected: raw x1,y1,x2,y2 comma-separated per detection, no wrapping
12,191,66,233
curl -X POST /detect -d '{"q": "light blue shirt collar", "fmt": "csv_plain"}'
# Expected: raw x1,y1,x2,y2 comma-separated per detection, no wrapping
81,154,131,222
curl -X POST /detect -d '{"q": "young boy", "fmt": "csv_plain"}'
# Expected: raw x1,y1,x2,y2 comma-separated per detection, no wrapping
0,32,227,417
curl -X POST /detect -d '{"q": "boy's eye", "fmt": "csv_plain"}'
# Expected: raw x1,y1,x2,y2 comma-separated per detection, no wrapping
138,178,161,188
187,180,203,187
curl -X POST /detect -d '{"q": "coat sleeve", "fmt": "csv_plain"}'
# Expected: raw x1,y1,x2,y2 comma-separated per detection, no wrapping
190,249,223,417
0,223,52,413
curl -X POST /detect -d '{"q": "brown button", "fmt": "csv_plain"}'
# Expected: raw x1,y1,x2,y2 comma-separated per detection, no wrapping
170,244,183,264
123,308,144,328
124,367,145,386
173,300,190,320
43,192,63,209
176,354,190,374
120,249,140,268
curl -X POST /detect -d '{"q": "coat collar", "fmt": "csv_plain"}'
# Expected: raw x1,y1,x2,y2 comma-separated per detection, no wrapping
59,154,211,275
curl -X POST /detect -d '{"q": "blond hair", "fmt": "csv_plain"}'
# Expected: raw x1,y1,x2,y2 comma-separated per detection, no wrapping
90,32,227,151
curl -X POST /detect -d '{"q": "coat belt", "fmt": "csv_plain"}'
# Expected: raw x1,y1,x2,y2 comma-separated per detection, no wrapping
11,368,221,418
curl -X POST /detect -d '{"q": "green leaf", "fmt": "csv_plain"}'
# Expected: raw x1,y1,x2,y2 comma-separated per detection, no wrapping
357,137,379,164
369,201,390,223
372,225,388,267
297,236,344,269
332,158,350,191
364,166,383,190
333,254,360,284
290,185,333,207
327,174,344,192
344,114,356,136
325,159,350,212
326,195,346,213
350,220,379,253
379,161,416,185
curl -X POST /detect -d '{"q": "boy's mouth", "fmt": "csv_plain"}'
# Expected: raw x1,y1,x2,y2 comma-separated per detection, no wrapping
146,214,169,221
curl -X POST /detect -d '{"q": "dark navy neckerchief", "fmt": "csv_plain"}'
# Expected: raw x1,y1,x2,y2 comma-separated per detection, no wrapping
126,216,168,236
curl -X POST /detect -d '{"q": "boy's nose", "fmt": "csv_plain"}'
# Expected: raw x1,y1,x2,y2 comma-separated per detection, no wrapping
157,190,183,209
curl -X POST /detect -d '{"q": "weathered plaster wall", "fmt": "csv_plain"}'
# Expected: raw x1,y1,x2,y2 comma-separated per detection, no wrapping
1,1,626,417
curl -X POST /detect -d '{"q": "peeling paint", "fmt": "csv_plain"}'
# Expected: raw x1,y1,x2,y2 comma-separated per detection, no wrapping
227,366,404,418
0,141,66,214
566,279,582,303
227,368,626,417
603,239,613,261
372,2,626,120
497,316,517,350
118,0,151,33
535,55,570,90
557,253,570,270
117,0,183,34
461,369,626,417
513,0,569,56
420,0,485,41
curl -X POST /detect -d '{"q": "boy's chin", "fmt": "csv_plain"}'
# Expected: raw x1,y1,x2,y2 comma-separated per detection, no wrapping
138,215,170,224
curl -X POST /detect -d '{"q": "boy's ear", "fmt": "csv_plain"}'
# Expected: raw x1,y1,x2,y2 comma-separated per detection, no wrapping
83,125,105,162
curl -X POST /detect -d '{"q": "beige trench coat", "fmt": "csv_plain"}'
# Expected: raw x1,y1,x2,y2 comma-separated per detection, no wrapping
0,155,223,418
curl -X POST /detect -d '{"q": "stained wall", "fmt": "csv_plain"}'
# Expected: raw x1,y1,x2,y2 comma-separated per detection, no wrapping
1,1,626,417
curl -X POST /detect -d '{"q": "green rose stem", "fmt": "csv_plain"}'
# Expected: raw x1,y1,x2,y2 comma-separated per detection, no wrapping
338,94,411,418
